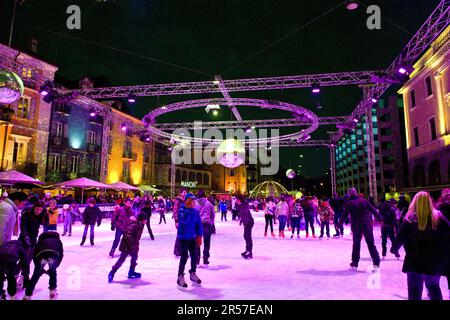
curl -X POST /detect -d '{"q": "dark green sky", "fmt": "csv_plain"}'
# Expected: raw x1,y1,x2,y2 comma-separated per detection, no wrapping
0,0,441,177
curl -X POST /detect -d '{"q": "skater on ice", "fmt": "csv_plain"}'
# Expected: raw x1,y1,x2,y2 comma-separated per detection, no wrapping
108,212,148,283
176,193,203,289
237,194,254,259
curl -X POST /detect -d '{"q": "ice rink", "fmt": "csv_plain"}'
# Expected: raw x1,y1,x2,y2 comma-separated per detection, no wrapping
17,211,449,300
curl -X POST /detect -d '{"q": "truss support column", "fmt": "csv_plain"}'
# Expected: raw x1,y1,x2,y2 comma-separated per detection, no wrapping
329,145,337,196
100,116,111,183
365,105,377,202
170,158,176,199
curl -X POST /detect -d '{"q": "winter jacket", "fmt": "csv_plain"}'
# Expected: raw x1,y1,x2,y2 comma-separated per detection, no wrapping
18,207,45,246
276,202,289,217
379,203,398,227
341,196,381,232
34,232,64,267
172,197,185,223
392,214,450,276
82,206,102,226
329,197,344,213
195,198,215,225
0,240,29,276
0,201,16,246
111,206,134,231
238,202,254,226
319,205,334,222
218,202,228,213
301,200,316,218
438,202,450,277
46,207,59,225
291,203,304,218
119,220,145,254
265,203,276,216
177,206,203,240
156,199,166,213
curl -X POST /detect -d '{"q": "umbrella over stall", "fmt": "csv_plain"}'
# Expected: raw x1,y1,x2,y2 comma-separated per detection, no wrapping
108,181,139,191
53,177,110,203
0,170,44,187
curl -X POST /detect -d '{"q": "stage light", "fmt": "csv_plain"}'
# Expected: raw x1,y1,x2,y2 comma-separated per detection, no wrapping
121,123,127,131
212,109,219,116
397,65,414,75
205,104,221,115
353,118,359,123
145,137,151,142
128,93,136,103
245,126,253,133
89,111,96,117
311,84,320,94
346,1,359,10
371,98,378,103
39,86,49,96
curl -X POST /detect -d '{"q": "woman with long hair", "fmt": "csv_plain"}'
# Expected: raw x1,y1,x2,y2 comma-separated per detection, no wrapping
392,191,450,300
264,197,276,237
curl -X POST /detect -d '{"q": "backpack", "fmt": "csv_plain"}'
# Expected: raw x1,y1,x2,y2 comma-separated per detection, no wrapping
291,203,304,218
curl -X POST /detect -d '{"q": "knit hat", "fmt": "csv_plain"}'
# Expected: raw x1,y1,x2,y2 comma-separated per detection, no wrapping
185,193,196,200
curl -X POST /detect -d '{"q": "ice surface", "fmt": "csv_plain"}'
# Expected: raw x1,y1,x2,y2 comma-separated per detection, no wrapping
15,211,449,300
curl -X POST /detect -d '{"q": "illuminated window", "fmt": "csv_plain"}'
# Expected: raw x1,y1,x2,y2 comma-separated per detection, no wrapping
21,68,32,78
17,97,30,119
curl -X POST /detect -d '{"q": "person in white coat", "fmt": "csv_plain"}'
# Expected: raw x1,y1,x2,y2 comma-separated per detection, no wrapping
0,192,28,245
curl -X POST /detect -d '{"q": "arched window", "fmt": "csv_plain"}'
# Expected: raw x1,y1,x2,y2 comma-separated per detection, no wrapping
189,171,195,182
428,160,441,185
413,164,426,187
176,169,181,183
196,173,202,185
203,173,210,186
182,171,187,181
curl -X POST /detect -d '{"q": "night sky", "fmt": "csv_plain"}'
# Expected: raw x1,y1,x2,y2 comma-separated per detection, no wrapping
0,0,441,178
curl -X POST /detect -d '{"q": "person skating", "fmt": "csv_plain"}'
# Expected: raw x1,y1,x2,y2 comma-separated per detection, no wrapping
109,199,134,258
302,197,317,238
80,198,102,246
140,198,155,240
108,213,147,283
339,188,382,270
156,195,166,224
0,192,27,246
0,240,29,300
318,200,334,239
172,188,188,257
61,204,73,236
437,188,450,299
176,193,203,289
236,194,254,259
379,198,400,259
195,190,215,266
290,198,304,238
264,197,276,237
276,196,289,238
44,199,58,232
23,231,64,300
219,200,228,222
391,191,450,300
330,193,344,237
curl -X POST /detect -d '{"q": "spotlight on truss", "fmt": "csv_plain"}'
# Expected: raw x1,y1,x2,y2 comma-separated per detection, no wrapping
205,104,221,115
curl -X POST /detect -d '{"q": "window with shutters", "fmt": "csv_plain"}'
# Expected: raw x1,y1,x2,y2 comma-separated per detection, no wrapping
50,153,61,171
17,97,30,119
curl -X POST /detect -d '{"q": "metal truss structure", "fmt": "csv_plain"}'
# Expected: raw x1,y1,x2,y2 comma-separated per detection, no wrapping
74,70,380,99
143,98,320,145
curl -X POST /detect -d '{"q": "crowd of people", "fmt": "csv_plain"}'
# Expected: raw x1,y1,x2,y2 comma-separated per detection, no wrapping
0,186,449,300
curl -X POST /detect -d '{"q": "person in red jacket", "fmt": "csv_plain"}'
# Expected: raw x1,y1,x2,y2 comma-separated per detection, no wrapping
109,199,134,258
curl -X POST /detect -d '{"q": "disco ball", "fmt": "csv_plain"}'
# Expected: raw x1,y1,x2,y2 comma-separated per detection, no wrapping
216,139,245,168
286,169,296,179
0,70,24,104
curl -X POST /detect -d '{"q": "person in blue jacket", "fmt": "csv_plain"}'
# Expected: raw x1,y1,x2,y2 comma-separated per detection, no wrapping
176,193,203,289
